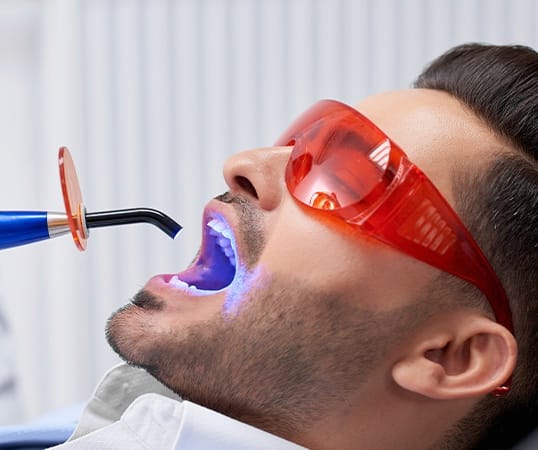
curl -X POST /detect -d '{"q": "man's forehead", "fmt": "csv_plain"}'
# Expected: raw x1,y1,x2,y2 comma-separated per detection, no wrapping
354,89,505,204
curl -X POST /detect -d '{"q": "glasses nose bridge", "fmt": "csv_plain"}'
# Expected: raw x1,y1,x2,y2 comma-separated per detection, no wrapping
223,146,292,211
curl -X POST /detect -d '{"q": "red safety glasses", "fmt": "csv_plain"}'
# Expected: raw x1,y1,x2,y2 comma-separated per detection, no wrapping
275,100,513,395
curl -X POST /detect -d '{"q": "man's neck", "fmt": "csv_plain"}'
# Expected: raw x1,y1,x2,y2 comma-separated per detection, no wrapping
289,379,476,450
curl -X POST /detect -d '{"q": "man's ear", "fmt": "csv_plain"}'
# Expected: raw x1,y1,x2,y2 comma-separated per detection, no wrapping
391,313,517,399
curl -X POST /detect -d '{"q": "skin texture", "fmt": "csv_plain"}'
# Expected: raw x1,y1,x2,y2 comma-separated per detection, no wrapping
106,89,517,450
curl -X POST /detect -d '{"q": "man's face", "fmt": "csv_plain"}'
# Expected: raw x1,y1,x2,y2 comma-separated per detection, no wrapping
106,89,501,436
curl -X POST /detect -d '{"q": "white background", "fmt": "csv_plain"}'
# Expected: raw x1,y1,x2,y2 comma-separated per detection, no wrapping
0,0,536,420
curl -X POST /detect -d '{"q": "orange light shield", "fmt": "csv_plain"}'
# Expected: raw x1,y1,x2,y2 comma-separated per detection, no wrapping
58,147,88,251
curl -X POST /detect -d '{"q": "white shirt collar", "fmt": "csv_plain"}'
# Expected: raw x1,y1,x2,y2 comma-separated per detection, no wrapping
63,363,307,450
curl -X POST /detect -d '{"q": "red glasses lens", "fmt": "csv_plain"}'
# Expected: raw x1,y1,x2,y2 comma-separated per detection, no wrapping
281,101,400,217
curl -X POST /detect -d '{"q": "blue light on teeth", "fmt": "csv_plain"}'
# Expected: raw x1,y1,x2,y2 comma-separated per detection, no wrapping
168,215,239,295
207,218,236,268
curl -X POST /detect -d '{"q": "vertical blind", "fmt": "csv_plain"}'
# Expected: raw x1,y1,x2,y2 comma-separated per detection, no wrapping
0,0,536,419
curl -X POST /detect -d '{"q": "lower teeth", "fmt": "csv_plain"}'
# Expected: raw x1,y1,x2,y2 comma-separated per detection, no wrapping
169,275,191,289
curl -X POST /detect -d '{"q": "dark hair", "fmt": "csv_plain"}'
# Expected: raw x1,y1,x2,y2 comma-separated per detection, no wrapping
414,43,538,449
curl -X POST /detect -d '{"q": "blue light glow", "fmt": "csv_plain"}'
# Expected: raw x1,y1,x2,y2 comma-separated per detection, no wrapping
223,265,267,316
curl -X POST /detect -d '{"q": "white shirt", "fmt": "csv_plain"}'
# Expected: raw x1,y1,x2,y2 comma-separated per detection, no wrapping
51,363,308,450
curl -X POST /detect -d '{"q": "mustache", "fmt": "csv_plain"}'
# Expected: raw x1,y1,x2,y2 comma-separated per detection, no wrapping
214,191,256,220
214,191,245,205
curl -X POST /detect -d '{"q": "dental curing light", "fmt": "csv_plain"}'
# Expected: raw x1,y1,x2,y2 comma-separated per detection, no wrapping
0,147,182,251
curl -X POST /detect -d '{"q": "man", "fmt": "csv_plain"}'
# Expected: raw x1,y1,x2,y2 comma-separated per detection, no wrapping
2,43,536,449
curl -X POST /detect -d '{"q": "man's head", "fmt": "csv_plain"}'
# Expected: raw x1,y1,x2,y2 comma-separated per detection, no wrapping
413,43,538,449
106,43,537,450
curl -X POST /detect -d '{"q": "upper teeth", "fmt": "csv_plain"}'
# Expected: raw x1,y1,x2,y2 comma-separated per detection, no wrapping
208,219,236,267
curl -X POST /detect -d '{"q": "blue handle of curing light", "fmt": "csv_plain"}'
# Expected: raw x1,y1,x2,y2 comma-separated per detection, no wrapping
0,211,50,250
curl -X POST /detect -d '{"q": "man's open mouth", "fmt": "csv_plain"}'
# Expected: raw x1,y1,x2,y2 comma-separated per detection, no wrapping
166,216,237,293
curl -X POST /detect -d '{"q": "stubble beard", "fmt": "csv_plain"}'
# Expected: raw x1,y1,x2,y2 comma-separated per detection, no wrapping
106,272,416,440
105,192,423,439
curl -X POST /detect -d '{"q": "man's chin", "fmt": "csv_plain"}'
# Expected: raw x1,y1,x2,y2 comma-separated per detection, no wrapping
104,291,164,369
130,290,164,310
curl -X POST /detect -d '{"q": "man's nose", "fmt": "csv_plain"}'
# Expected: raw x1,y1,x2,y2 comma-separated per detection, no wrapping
223,146,292,211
